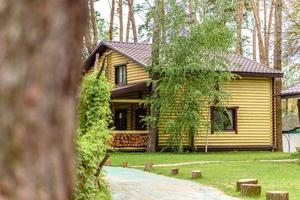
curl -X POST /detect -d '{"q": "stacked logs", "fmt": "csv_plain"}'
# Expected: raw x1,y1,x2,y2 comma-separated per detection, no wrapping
110,134,148,147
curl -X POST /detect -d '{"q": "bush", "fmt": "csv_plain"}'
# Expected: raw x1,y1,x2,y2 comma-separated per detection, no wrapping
74,72,112,200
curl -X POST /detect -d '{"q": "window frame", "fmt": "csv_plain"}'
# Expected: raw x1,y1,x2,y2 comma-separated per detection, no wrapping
210,106,238,134
114,64,127,86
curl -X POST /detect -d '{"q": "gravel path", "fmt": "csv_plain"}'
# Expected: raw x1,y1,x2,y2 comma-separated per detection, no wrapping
104,167,240,200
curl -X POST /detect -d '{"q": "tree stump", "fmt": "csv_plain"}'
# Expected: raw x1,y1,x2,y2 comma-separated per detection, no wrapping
236,178,258,191
171,168,179,175
104,159,112,166
122,162,128,168
144,162,153,171
191,170,202,179
240,184,261,197
266,191,289,200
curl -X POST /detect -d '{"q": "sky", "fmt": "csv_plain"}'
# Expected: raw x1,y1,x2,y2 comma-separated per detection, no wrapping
94,0,148,41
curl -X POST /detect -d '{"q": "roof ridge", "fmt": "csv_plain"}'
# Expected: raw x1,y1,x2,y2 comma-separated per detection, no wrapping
105,40,152,46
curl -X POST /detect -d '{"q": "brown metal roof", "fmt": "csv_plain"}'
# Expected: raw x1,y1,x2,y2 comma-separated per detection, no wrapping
84,41,283,78
281,82,300,99
112,81,147,98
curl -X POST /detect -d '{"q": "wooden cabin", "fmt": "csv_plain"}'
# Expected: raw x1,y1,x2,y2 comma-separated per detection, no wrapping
83,41,283,151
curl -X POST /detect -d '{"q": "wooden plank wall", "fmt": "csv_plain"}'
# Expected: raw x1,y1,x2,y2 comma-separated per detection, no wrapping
158,77,273,148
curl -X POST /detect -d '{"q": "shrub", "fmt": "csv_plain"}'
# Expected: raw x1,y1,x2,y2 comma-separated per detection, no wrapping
74,72,112,199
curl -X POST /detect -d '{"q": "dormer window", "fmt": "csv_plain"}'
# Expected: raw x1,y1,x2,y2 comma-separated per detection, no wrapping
115,64,127,86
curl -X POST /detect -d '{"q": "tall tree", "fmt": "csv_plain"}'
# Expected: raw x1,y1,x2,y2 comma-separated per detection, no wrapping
147,0,164,152
118,0,124,41
251,0,268,65
84,0,99,54
108,0,116,40
235,0,245,55
274,0,283,151
128,0,138,42
0,0,87,199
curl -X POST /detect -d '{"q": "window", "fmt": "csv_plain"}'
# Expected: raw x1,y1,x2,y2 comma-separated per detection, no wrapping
211,107,238,133
115,65,127,85
115,110,127,130
135,108,147,130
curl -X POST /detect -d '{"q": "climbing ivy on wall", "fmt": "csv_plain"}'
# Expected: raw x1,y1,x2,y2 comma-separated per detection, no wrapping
75,71,112,200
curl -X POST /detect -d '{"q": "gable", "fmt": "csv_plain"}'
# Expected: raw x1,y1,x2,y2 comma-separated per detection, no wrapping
95,49,149,86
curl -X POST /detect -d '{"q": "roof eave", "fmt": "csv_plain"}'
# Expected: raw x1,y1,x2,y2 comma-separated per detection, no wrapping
234,71,283,78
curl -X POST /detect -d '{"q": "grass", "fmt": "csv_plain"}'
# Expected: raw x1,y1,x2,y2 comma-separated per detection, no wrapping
151,162,300,200
109,151,291,166
109,151,298,199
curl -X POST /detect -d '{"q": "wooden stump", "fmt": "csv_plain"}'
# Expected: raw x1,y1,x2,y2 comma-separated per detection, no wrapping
122,162,128,168
240,184,261,197
236,179,258,192
171,168,179,175
104,159,112,166
144,162,153,171
191,170,202,179
266,191,289,200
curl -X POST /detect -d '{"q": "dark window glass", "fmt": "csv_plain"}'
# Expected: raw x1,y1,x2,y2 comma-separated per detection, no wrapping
115,65,127,85
211,107,237,133
135,109,147,130
115,110,127,130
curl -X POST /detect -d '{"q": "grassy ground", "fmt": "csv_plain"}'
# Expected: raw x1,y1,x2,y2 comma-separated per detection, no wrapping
109,151,291,166
109,152,298,200
152,162,300,200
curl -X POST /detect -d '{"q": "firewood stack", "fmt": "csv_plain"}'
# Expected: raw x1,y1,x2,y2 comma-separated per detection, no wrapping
110,134,148,147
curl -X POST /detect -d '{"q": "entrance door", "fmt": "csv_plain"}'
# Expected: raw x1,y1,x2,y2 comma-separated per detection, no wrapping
115,110,127,130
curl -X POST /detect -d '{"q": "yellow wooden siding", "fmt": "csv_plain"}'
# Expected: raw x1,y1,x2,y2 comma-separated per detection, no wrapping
158,77,273,147
108,51,149,85
89,50,149,86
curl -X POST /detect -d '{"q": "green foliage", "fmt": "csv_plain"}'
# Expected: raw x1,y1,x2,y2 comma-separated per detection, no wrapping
75,72,112,200
146,1,236,152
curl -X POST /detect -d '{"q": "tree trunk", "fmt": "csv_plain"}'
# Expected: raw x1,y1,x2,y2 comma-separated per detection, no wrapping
274,0,283,151
265,0,274,65
128,0,138,42
90,0,98,47
125,1,131,42
235,0,245,55
118,0,123,41
0,0,87,199
253,23,257,61
147,0,164,152
251,0,268,65
109,0,115,40
188,0,196,24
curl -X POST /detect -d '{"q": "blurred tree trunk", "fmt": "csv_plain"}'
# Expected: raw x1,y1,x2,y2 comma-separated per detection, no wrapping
0,0,87,199
274,0,283,151
109,0,115,40
90,0,98,47
118,0,123,41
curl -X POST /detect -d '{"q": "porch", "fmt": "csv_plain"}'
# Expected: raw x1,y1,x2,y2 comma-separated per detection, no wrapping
109,84,149,150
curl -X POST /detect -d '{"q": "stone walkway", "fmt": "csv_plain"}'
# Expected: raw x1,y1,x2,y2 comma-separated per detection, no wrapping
104,167,240,200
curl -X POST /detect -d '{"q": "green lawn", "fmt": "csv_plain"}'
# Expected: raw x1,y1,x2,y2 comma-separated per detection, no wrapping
109,151,291,166
109,152,299,200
